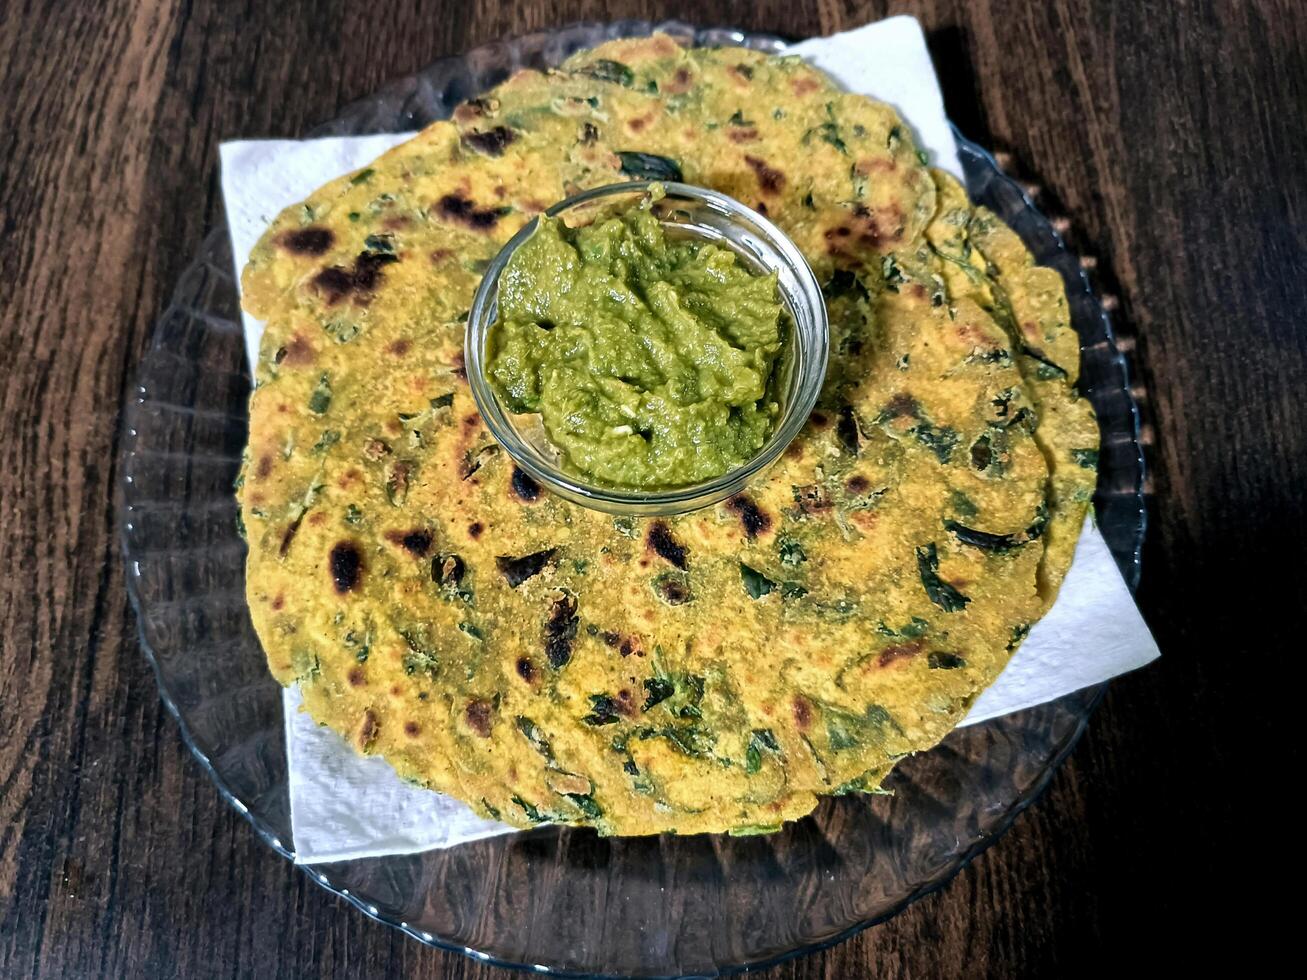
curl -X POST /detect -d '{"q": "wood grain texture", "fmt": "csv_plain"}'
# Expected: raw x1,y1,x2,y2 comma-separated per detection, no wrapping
1,0,1301,976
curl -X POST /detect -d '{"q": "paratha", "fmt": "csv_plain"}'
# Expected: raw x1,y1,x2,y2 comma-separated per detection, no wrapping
236,35,1095,835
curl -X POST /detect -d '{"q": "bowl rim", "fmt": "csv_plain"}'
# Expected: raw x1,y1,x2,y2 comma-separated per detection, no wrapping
464,179,830,515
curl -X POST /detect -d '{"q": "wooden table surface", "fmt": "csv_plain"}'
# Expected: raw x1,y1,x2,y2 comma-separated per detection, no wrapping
2,0,1300,976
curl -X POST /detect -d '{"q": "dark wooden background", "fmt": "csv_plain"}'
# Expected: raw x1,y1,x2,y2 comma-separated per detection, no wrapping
2,0,1301,976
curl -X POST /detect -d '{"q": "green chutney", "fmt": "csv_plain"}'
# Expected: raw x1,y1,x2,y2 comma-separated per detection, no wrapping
488,193,786,489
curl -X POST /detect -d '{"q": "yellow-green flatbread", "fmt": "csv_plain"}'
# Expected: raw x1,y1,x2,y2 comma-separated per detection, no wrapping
236,35,1095,835
924,170,1098,603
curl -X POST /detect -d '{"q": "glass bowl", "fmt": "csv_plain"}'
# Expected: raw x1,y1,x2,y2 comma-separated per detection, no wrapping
120,19,1146,978
465,180,829,515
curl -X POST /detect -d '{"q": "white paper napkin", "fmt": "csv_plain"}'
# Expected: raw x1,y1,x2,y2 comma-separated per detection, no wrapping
221,15,1159,864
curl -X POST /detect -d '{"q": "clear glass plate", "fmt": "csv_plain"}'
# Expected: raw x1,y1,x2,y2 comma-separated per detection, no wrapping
120,19,1146,978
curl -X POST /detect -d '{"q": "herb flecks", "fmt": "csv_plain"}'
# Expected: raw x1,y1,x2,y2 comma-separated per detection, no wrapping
916,542,971,612
876,394,958,463
745,728,780,774
616,151,683,181
515,716,555,762
778,537,807,567
307,374,332,414
583,694,621,726
544,593,579,668
739,562,807,600
943,519,1024,553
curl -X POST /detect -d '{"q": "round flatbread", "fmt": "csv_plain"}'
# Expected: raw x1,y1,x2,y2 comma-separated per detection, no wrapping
237,35,1093,835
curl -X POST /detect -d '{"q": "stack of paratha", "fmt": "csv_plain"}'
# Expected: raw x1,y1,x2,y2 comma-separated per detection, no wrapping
237,35,1098,835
